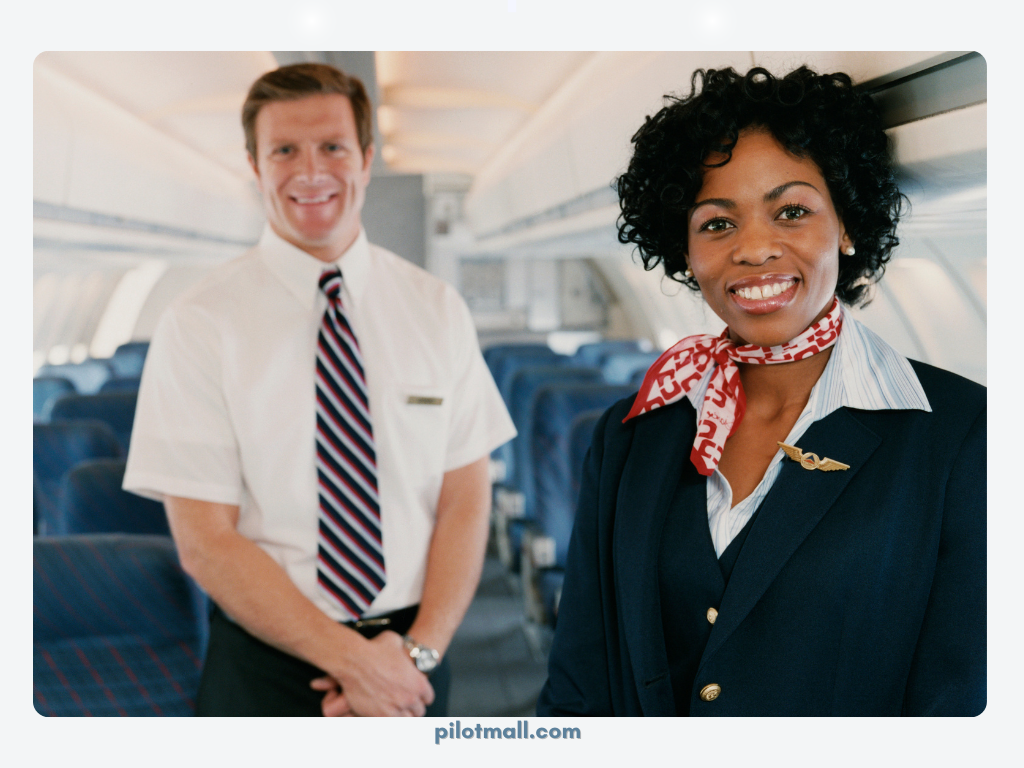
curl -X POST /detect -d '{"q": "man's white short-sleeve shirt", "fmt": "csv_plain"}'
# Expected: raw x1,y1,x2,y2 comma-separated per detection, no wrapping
123,225,516,620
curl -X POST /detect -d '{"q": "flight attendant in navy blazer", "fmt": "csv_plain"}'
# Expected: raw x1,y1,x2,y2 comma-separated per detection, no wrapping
537,66,986,717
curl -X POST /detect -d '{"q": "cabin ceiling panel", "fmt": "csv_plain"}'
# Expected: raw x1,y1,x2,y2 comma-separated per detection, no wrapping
378,106,527,174
36,51,277,115
35,52,277,182
375,51,592,176
382,107,525,142
376,51,590,102
383,148,488,176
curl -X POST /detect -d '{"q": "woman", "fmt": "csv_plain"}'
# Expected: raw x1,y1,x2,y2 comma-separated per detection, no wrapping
537,66,985,717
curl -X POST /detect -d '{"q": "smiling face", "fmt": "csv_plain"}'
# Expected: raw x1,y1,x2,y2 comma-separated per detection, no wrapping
249,93,374,262
686,128,851,347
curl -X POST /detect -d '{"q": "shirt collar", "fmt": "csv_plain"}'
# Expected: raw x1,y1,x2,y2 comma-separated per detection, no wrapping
256,223,372,311
687,303,931,416
812,303,931,416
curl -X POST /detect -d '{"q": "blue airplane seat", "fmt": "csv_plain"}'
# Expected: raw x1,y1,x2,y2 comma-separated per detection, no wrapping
491,346,562,406
33,534,208,716
481,343,520,376
490,354,572,472
34,421,123,535
100,376,142,394
110,341,150,379
526,388,629,628
496,365,601,574
530,384,634,569
48,392,139,455
507,518,529,573
34,376,76,421
539,570,565,627
602,351,660,385
568,409,605,509
482,342,553,379
572,339,648,368
34,475,43,536
507,366,602,504
630,365,650,387
59,458,170,536
36,359,113,395
550,407,604,625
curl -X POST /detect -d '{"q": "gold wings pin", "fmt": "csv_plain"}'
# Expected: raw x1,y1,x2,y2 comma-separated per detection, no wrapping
777,442,850,471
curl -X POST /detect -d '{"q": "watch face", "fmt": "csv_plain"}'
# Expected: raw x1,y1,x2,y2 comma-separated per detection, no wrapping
404,636,439,673
415,654,438,673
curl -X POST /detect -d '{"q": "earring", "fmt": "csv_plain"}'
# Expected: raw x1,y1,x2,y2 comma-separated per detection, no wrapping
843,245,856,256
684,267,694,278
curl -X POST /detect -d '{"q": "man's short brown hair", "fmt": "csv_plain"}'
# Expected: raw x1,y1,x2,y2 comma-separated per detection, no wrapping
242,63,373,161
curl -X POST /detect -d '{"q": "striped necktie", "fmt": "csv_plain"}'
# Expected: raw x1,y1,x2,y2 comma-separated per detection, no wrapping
315,267,385,620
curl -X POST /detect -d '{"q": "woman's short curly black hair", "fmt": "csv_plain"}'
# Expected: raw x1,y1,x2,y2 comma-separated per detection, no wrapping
616,66,905,306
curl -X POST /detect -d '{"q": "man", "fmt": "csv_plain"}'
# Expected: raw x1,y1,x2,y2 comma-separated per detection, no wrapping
123,63,516,717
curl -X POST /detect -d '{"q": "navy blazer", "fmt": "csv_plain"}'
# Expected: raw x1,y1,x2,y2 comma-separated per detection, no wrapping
537,360,986,716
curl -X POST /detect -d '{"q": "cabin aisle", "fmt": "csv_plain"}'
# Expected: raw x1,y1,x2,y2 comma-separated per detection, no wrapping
445,555,549,716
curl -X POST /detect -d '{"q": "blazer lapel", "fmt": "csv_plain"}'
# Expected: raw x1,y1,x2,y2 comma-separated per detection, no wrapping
700,408,882,664
614,400,696,715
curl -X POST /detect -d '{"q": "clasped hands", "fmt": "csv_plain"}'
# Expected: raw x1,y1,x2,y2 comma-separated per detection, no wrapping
310,629,435,717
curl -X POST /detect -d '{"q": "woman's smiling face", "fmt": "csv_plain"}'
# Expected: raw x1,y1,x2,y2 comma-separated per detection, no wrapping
686,128,852,347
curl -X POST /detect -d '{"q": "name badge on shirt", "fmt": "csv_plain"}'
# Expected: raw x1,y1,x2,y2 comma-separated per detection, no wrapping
407,395,443,406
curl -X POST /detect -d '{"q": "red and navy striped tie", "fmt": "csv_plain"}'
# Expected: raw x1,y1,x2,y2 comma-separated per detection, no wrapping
315,267,384,620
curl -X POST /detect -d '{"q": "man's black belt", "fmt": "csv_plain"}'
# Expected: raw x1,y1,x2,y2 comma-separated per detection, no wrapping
210,602,420,640
343,604,420,639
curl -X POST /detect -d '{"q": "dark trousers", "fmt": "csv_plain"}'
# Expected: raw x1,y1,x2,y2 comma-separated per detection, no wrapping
196,605,451,717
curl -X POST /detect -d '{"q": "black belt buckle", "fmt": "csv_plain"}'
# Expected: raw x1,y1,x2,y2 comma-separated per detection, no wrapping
344,604,419,638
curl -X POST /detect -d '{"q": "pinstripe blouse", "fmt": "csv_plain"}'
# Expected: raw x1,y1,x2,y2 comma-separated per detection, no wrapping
685,304,932,556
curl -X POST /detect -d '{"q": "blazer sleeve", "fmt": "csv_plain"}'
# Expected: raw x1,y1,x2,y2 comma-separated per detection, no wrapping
536,406,617,716
902,405,987,715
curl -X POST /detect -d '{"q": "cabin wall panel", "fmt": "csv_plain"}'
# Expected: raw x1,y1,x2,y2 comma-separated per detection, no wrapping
562,54,669,198
507,136,580,222
33,69,74,205
884,241,986,384
132,265,218,341
564,109,629,199
921,232,986,307
849,286,928,364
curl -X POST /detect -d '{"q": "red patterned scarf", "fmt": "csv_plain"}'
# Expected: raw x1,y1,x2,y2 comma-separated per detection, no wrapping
623,297,842,476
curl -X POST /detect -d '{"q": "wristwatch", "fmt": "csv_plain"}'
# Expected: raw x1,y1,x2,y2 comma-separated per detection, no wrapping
402,634,440,673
